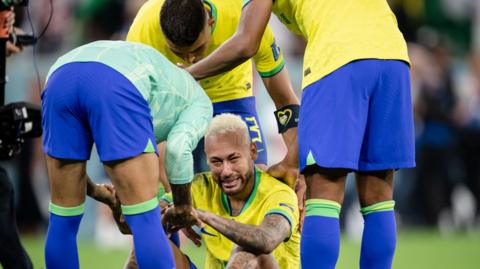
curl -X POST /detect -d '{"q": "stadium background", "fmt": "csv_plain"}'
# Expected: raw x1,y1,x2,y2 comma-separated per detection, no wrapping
1,0,479,268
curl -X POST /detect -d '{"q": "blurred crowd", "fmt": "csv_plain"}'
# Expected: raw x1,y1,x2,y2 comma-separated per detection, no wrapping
1,0,479,243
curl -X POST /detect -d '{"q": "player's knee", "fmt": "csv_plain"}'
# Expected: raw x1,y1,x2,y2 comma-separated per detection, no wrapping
359,193,393,208
302,164,349,180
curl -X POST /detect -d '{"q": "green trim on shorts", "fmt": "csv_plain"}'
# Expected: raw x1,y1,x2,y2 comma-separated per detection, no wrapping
49,202,85,217
144,139,156,153
121,198,158,215
306,151,316,166
305,199,341,218
360,200,395,216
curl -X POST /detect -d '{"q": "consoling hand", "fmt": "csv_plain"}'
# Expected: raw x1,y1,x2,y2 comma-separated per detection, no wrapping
162,205,203,233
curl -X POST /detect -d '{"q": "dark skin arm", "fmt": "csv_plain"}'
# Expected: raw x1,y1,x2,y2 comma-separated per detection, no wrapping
186,0,273,80
86,176,132,234
196,210,291,255
162,183,203,232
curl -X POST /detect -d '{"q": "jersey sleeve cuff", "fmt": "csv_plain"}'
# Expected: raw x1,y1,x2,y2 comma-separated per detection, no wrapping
265,207,295,240
258,59,286,78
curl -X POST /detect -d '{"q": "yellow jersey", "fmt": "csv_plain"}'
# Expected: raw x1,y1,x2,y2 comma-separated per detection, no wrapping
127,0,285,103
189,169,300,269
244,0,410,89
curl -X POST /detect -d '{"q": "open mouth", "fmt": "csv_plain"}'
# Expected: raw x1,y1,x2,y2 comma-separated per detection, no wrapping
221,177,240,189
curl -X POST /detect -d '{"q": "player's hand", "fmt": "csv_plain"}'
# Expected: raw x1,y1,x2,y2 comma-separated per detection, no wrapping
6,41,21,56
176,63,188,69
294,175,306,232
89,184,132,234
267,158,298,189
162,205,203,233
90,183,118,208
181,227,202,247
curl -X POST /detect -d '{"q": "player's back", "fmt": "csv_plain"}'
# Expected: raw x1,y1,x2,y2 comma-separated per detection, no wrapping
47,40,211,142
260,0,410,89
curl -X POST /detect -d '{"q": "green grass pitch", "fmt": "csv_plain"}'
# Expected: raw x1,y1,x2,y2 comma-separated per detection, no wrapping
16,230,480,269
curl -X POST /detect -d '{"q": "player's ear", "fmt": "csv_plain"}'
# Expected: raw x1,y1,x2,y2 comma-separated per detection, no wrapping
249,142,257,161
207,14,215,27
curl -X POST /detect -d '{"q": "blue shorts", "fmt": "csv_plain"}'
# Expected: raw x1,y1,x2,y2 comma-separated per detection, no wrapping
41,62,158,162
299,59,415,172
213,96,268,165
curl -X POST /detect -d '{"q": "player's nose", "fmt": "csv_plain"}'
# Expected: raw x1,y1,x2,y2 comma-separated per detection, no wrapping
221,162,234,177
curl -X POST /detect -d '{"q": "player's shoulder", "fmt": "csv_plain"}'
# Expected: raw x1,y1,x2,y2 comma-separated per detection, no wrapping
137,0,164,16
208,0,242,13
257,169,296,197
192,172,216,191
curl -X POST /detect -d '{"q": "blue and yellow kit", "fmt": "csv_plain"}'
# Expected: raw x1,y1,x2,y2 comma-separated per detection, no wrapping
163,168,300,269
243,0,410,90
128,0,285,103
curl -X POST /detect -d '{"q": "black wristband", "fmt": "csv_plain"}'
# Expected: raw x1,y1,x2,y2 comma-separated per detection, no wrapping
274,104,299,133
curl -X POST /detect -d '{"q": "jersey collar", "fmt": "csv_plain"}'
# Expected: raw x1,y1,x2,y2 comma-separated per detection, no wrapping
221,166,261,216
203,0,218,34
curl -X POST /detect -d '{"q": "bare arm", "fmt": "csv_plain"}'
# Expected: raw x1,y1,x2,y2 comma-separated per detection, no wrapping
261,68,299,187
261,68,299,109
157,142,171,193
186,0,273,80
197,210,291,255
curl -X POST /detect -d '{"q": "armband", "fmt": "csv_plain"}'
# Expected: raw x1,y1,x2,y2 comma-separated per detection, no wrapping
274,104,299,133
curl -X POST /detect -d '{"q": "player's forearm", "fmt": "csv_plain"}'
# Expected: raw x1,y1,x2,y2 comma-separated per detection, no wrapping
262,68,299,109
199,211,282,255
187,38,253,80
170,182,192,207
187,0,272,80
281,128,298,165
156,142,171,193
86,175,97,198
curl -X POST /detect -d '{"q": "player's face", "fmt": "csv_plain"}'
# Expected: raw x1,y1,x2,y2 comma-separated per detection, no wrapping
166,13,214,64
205,132,257,197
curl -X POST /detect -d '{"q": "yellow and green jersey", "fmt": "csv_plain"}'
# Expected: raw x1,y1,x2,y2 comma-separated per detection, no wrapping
164,169,300,268
244,0,410,90
127,0,285,103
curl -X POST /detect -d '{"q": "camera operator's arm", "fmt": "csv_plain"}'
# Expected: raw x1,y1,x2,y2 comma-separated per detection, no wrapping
2,9,22,56
7,27,24,56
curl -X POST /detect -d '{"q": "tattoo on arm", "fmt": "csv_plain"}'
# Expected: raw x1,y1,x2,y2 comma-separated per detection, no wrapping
202,212,290,255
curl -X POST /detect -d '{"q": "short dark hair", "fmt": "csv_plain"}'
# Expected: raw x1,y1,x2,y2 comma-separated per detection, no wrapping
160,0,206,47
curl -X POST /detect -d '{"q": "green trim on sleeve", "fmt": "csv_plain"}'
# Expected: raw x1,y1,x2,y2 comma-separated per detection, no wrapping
242,0,252,8
360,200,395,216
121,198,158,215
258,58,285,78
49,202,85,217
265,208,295,236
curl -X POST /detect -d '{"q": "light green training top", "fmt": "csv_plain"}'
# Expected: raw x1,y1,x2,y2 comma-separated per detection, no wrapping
46,40,213,184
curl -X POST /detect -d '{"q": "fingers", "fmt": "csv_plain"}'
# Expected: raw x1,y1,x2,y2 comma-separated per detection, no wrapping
176,63,187,69
182,227,202,247
6,42,21,56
